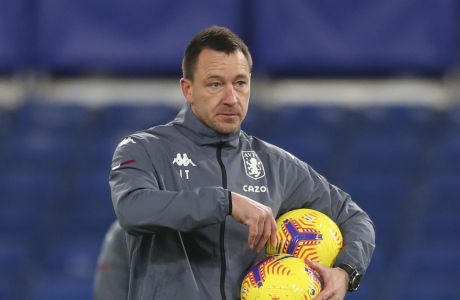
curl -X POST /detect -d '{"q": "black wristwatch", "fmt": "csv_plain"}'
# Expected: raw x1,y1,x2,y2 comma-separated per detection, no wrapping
337,263,362,292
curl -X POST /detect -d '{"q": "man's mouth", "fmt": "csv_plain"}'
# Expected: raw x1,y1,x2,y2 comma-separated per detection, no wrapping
217,111,239,118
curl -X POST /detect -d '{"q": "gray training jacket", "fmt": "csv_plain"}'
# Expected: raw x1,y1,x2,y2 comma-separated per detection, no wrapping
109,104,375,300
94,221,129,300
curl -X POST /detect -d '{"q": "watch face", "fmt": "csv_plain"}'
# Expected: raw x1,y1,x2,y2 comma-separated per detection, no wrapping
349,273,362,291
338,264,363,292
337,263,361,292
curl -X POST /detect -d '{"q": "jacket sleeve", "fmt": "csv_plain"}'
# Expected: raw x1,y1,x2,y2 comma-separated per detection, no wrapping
280,159,376,275
109,136,230,235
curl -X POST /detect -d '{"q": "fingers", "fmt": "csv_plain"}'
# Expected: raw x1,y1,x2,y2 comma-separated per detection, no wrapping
305,261,347,300
258,213,278,251
254,217,265,251
270,216,277,248
255,206,277,252
230,192,277,252
255,217,272,252
249,214,274,252
306,259,326,275
313,282,338,300
247,219,258,249
306,260,326,292
315,290,332,300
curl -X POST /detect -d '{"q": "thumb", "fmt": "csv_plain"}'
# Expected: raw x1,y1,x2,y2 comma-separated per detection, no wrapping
305,259,326,276
305,260,326,294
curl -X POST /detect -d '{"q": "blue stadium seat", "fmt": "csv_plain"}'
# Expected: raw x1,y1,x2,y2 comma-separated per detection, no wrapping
336,173,410,213
252,0,456,75
60,211,116,238
391,255,460,300
0,0,30,71
28,276,93,300
269,133,335,178
392,278,459,300
76,104,179,172
241,103,269,137
388,174,460,298
441,104,460,134
266,105,350,140
342,135,423,176
66,171,111,205
345,284,372,300
93,103,178,135
336,173,411,258
0,101,450,300
0,170,62,247
422,174,460,209
0,239,33,279
0,273,20,299
400,241,460,275
0,170,59,211
428,135,460,176
36,0,242,74
352,105,437,138
12,101,93,135
0,210,48,244
56,171,114,235
1,130,77,172
74,132,121,173
42,235,103,280
415,174,460,240
415,207,460,244
0,106,10,136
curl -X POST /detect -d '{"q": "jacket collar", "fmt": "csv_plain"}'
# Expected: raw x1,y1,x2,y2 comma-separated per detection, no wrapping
172,104,240,148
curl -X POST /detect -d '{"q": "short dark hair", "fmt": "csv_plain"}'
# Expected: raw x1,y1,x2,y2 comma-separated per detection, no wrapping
182,26,253,81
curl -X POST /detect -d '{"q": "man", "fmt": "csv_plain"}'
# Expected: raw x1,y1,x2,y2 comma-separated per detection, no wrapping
94,221,128,300
109,26,375,299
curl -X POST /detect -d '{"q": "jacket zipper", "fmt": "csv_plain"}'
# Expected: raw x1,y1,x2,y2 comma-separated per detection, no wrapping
216,143,228,300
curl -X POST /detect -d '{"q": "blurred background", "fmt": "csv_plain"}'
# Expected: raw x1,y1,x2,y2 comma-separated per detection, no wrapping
0,0,459,299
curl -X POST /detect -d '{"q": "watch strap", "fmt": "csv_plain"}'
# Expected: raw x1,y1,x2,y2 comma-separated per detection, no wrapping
337,263,361,292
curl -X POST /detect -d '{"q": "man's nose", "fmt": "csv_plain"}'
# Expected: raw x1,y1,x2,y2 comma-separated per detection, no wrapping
222,85,238,105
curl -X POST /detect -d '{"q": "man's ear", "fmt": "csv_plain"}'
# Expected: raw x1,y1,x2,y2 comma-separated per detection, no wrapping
180,78,193,104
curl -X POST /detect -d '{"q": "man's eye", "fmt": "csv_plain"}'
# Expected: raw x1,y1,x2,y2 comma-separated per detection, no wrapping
235,81,247,87
209,82,221,88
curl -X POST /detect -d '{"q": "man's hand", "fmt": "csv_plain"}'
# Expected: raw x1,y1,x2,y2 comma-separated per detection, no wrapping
231,192,277,252
306,260,348,300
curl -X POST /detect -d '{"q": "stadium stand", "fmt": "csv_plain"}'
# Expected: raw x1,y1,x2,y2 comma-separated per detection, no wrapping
252,0,457,76
35,0,243,74
0,99,459,299
0,0,459,299
0,0,31,72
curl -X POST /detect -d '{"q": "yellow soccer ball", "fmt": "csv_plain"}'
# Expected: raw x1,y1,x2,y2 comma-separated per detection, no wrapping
241,254,322,300
266,209,343,267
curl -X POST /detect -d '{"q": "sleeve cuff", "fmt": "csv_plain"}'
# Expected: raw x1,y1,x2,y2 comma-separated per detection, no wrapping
228,190,232,216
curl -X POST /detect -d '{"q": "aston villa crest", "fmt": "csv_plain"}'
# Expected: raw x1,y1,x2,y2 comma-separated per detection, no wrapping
242,151,265,180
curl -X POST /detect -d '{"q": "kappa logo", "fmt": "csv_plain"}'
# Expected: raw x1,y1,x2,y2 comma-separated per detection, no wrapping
172,153,197,167
118,137,136,147
242,151,265,180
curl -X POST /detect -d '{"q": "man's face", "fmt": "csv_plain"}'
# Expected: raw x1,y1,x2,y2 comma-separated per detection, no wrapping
180,48,251,134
